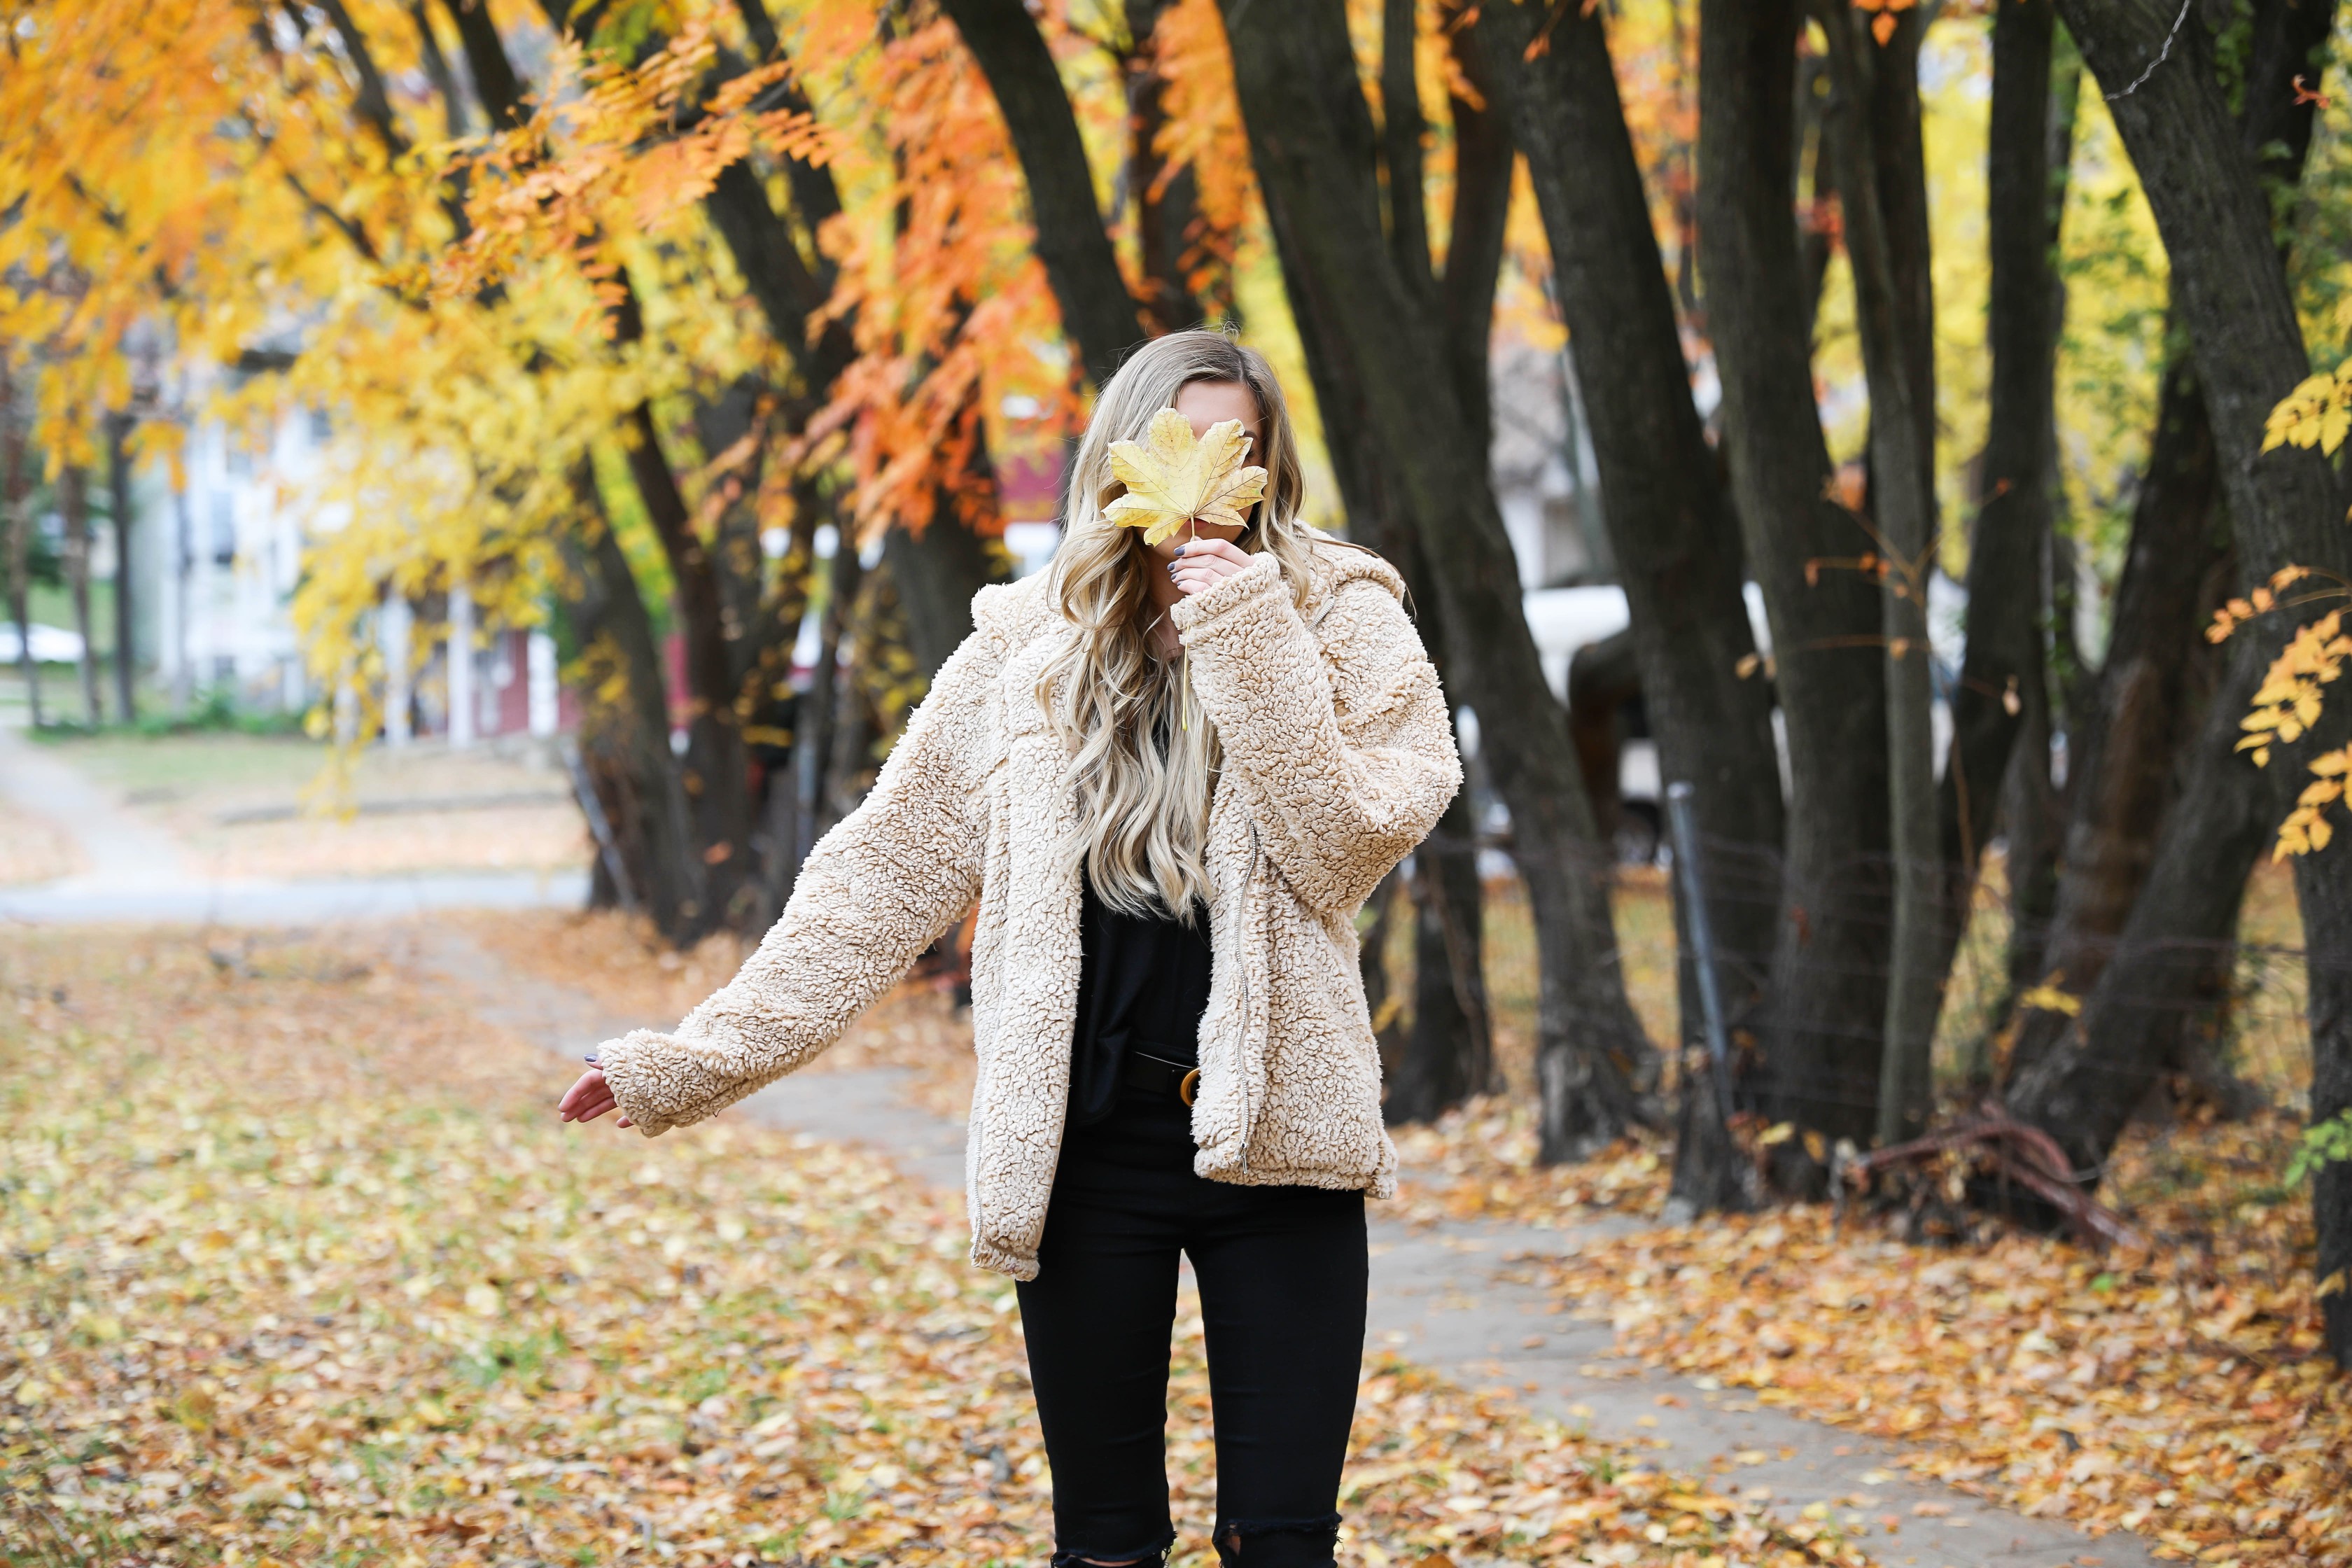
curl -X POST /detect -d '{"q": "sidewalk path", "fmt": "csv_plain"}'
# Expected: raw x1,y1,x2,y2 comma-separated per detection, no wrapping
427,927,2158,1568
0,724,587,923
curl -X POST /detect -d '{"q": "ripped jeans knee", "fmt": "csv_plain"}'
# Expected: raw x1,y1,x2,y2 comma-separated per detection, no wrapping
1049,1525,1177,1567
1213,1512,1343,1567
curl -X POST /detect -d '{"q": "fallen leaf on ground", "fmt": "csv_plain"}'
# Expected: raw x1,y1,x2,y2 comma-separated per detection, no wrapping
1,926,1869,1567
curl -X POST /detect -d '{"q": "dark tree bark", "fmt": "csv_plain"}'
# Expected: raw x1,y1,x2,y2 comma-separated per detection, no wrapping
105,412,136,722
2005,631,2271,1161
1386,794,1496,1123
2005,358,2224,1077
1476,0,1784,1205
59,465,100,727
937,0,1149,391
796,531,866,874
559,470,708,942
1317,1,1497,1130
1935,0,2064,995
1361,869,1410,1104
704,13,1006,741
1440,31,1513,454
1124,0,1208,332
2050,0,2351,1362
470,4,766,932
1220,0,1658,1158
1863,7,1936,518
1,353,40,728
436,0,529,127
1698,0,1892,1160
2004,0,2327,1076
615,396,754,927
886,497,1006,680
1821,4,1942,1145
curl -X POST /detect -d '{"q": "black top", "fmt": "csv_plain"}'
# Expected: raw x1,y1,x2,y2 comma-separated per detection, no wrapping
1068,870,1214,1128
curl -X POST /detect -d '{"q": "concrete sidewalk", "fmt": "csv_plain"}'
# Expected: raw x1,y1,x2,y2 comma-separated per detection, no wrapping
0,724,588,924
432,928,2155,1568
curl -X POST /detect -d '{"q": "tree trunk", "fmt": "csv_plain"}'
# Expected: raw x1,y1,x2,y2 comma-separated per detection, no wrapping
1994,655,2063,1068
1361,869,1410,1107
2005,357,2224,1078
59,465,101,727
2053,0,2351,1363
1385,791,1495,1123
0,354,38,728
1478,0,1784,1203
620,400,753,931
1698,0,1893,1164
1124,0,1209,332
2005,0,2326,1079
937,0,1149,391
1934,0,2064,1013
106,412,136,724
2004,631,2272,1166
1821,5,1942,1147
1386,8,1504,1128
559,468,708,942
1219,0,1657,1158
796,531,865,875
883,390,1012,681
886,510,1004,681
458,1,755,932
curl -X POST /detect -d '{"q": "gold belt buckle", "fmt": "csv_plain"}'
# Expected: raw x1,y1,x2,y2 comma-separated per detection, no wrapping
1178,1068,1200,1107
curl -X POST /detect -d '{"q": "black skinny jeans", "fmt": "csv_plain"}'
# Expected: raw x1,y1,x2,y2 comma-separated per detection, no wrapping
1016,1086,1368,1567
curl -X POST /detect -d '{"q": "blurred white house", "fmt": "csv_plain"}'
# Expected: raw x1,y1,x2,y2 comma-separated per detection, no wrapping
125,372,560,747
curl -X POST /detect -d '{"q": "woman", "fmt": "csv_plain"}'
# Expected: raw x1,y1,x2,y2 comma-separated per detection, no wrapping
557,330,1461,1567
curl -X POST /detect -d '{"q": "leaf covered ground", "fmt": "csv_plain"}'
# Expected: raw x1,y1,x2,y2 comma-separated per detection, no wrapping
1,927,1853,1568
443,909,2349,1564
1514,1116,2348,1566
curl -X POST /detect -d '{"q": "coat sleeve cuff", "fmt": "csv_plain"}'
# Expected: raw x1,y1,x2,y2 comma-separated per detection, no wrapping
1170,551,1284,635
594,1026,713,1138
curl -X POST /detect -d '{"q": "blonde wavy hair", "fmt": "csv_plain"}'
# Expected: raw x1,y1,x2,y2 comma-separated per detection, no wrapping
1040,330,1322,921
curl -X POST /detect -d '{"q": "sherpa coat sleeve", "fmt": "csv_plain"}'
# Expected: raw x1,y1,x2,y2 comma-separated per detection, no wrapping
1173,552,1461,915
593,626,1000,1136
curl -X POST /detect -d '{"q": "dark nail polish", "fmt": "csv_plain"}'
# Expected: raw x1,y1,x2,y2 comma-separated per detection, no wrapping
1173,545,1186,556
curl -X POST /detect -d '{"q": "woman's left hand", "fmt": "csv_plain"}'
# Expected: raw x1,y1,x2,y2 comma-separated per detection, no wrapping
1168,537,1252,597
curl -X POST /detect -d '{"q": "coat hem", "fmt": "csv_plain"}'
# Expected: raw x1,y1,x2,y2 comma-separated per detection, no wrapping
969,1236,1040,1282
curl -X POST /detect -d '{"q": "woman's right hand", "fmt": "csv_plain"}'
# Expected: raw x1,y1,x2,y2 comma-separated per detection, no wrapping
558,1066,632,1128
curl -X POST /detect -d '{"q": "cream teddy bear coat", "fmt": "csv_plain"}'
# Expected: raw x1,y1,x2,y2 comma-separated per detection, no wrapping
596,542,1462,1280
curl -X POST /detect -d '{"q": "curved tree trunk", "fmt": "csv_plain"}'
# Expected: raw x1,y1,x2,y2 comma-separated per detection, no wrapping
0,352,38,727
2003,357,2225,1078
2050,0,2351,1363
59,465,100,727
1821,4,1942,1146
106,412,136,724
1385,790,1495,1124
937,0,1149,390
1933,0,2066,1023
561,469,708,944
1476,0,1782,1207
1699,0,1893,1164
1220,0,1658,1158
2003,632,2272,1166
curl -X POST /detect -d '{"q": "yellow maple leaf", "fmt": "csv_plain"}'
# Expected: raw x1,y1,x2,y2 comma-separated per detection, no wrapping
1104,407,1268,547
2017,983,2082,1017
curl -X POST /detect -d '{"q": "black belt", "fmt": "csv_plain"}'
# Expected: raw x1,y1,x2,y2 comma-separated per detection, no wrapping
1123,1049,1203,1106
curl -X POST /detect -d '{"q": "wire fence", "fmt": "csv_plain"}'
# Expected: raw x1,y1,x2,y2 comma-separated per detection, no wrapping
1430,841,2316,1120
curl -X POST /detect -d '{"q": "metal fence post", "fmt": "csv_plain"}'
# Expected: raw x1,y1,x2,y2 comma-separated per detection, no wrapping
1666,781,1737,1127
